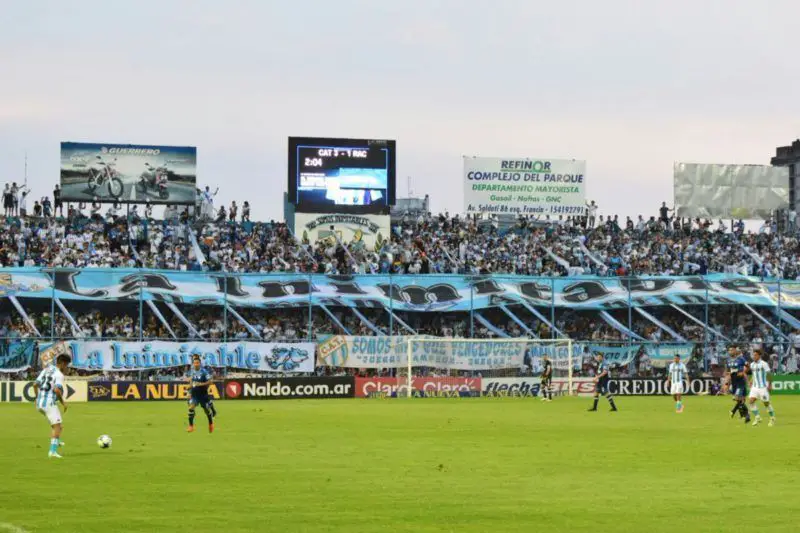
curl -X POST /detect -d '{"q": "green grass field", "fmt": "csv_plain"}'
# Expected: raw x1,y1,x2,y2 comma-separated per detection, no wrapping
0,397,797,533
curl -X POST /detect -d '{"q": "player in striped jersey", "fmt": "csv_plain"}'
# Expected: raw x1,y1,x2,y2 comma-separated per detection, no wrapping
665,354,688,413
32,354,71,458
747,350,775,427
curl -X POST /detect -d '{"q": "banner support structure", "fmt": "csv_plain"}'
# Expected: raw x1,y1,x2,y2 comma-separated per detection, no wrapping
351,307,384,335
54,297,82,337
9,296,41,337
164,301,202,338
145,300,177,340
225,303,261,338
319,304,351,334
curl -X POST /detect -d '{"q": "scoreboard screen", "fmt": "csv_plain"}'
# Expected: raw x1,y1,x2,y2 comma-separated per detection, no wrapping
288,137,396,212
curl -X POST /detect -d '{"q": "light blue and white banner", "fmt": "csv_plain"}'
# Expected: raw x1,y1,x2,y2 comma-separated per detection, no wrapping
644,343,695,368
1,268,797,311
0,340,37,373
316,335,694,370
317,335,529,370
42,341,315,373
537,343,694,370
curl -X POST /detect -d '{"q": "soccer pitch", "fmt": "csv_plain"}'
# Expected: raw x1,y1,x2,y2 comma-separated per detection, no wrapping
1,397,797,533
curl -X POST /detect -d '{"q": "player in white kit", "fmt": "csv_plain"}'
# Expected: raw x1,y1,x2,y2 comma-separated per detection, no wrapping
32,354,71,458
665,354,688,413
747,349,775,427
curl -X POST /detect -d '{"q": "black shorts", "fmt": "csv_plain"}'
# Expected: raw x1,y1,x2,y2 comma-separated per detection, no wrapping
595,379,609,395
541,376,552,386
731,382,747,398
189,390,211,408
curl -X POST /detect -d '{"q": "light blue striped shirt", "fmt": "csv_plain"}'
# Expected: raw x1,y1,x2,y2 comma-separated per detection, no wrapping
34,366,64,409
750,360,770,389
668,362,687,384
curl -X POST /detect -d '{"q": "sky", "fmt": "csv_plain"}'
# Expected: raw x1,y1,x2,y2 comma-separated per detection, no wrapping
1,0,799,222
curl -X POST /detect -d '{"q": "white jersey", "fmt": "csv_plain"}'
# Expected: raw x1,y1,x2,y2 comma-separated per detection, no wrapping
34,366,65,409
750,360,770,389
668,362,688,384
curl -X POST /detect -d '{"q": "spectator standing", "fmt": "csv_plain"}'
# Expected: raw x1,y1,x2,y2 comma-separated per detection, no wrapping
42,197,52,218
53,185,63,217
229,201,238,222
18,186,30,217
586,200,597,229
2,184,11,216
787,208,797,234
242,201,251,222
202,187,218,219
11,183,19,216
659,202,672,224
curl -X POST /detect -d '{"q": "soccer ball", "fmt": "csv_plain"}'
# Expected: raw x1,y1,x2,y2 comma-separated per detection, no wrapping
97,435,112,449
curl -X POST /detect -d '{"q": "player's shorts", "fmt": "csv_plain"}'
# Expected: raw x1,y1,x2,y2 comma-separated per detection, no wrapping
188,390,211,408
595,379,609,395
748,386,770,402
541,376,552,386
731,383,747,398
38,405,62,426
670,382,684,395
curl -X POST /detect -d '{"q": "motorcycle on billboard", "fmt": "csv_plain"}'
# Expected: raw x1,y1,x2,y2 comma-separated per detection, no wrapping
137,162,170,200
87,155,124,199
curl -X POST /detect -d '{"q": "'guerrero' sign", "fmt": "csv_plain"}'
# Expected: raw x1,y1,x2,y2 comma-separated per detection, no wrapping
60,141,197,205
47,341,315,373
463,156,586,215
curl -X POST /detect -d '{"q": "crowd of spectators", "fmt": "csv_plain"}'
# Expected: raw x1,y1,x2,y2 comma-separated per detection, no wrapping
1,301,799,382
2,191,800,381
0,192,799,279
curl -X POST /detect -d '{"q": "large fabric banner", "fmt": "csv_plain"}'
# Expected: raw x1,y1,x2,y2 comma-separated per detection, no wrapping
319,336,694,370
0,268,797,311
293,212,390,252
318,336,527,370
644,344,695,368
0,340,37,373
47,341,315,373
60,141,197,204
463,156,586,215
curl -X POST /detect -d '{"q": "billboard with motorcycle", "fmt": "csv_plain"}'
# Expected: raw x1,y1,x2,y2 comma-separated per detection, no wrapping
60,142,197,204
